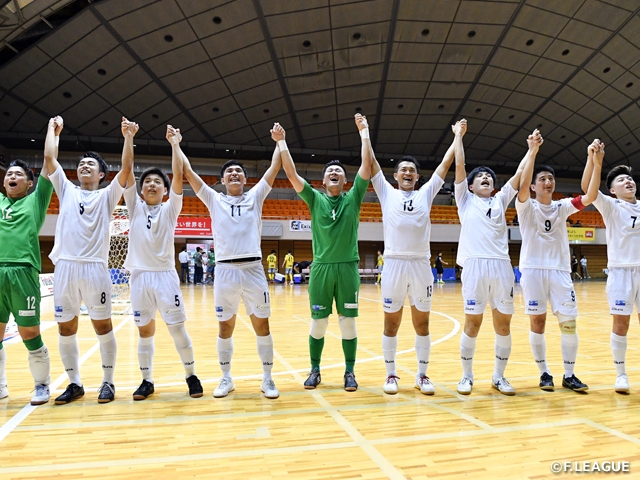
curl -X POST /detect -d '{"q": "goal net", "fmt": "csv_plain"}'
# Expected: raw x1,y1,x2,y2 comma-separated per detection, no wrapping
108,205,131,315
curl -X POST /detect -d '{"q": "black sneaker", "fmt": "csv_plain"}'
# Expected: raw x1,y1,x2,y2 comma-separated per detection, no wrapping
97,382,115,403
539,372,554,391
187,375,204,398
344,371,358,392
133,380,154,401
54,383,85,405
562,374,589,392
304,369,321,389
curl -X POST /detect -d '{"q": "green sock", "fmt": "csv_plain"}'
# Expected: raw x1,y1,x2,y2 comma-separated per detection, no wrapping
342,338,357,373
309,336,324,370
0,340,3,350
23,335,44,351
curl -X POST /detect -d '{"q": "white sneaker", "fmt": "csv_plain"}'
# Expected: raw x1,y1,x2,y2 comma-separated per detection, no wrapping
457,375,473,395
213,377,235,398
615,374,629,393
0,384,8,399
383,375,399,394
30,384,50,405
415,375,435,395
492,376,516,396
261,379,279,399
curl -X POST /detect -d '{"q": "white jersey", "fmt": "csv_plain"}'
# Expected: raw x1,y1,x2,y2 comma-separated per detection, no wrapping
123,186,182,272
516,197,579,272
197,178,270,261
49,166,124,265
178,250,188,263
371,170,443,258
455,180,516,266
593,191,640,267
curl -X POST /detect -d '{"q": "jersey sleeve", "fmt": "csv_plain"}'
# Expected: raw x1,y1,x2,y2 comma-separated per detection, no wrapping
454,180,470,210
370,171,391,204
48,166,70,200
34,175,53,217
252,177,272,205
421,172,445,202
123,185,138,218
349,173,369,204
105,177,126,212
592,191,612,218
167,189,183,221
297,180,316,208
498,182,517,209
196,184,217,214
558,197,580,218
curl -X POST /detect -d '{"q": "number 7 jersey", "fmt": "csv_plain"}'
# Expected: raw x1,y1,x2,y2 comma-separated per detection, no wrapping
196,178,270,261
593,191,640,268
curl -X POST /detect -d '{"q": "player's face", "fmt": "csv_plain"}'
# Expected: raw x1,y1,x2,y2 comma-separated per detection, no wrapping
393,161,419,191
323,166,346,190
141,174,167,205
610,173,636,199
4,166,33,199
469,171,493,197
77,158,104,184
531,171,555,197
222,165,246,190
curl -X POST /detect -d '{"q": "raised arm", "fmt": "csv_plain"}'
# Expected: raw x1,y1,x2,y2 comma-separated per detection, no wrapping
581,140,604,206
170,127,205,194
355,115,372,181
454,120,468,184
437,119,467,180
43,116,64,179
167,125,184,195
509,129,543,192
274,125,305,193
516,130,544,203
581,143,595,193
263,123,282,187
116,117,139,188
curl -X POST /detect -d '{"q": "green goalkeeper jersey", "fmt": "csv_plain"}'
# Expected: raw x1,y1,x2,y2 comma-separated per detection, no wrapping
298,174,368,264
0,175,53,270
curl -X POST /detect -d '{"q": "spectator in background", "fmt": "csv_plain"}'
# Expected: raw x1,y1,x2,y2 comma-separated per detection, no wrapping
179,246,189,283
571,255,582,281
580,255,590,279
193,247,203,284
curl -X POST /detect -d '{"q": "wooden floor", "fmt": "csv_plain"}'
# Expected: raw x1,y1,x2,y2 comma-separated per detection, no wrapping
1,280,639,479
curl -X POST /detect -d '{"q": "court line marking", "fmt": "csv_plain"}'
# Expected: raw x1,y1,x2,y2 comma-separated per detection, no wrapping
0,316,131,444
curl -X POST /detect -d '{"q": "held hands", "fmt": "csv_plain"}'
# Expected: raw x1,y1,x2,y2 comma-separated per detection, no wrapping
271,122,285,142
354,113,369,131
121,116,139,138
589,139,605,166
452,118,467,136
49,115,64,135
166,125,182,145
527,128,544,150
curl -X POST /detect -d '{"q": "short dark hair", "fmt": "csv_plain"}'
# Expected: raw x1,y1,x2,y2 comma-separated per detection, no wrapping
77,152,109,182
394,155,420,174
322,159,346,178
8,159,34,182
606,165,632,190
532,165,555,183
181,246,186,251
467,166,496,187
196,247,202,252
271,250,276,254
139,167,170,190
220,160,247,178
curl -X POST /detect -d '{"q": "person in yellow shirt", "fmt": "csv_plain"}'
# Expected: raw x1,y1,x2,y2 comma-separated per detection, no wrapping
282,250,295,285
267,250,277,282
376,250,384,284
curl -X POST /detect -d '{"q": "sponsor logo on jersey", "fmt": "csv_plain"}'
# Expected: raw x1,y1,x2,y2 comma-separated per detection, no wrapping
92,305,107,312
344,303,358,309
418,298,431,304
612,307,625,312
18,309,36,317
165,308,182,315
466,300,476,306
500,299,513,305
255,304,269,310
215,306,223,312
528,300,539,306
616,300,627,306
55,306,63,312
384,298,392,304
134,311,141,317
312,304,326,311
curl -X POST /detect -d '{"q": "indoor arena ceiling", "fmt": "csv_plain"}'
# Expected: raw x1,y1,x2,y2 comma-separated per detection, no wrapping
1,0,640,177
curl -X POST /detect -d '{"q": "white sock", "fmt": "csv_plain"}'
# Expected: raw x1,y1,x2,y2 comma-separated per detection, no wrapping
0,347,6,387
415,334,431,376
382,334,397,376
28,345,51,386
611,332,627,375
493,333,511,379
59,334,82,386
217,336,233,378
97,331,117,385
460,332,476,377
167,323,196,378
256,334,274,380
529,331,548,374
137,336,154,383
561,333,578,377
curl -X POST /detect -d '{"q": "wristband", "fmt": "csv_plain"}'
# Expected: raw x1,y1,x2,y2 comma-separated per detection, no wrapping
360,128,369,139
54,136,59,147
277,140,288,152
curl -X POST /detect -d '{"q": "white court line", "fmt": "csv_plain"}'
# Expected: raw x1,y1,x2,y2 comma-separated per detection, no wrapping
0,316,131,444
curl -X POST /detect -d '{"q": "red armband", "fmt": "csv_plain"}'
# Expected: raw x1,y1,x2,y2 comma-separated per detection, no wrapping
571,196,586,211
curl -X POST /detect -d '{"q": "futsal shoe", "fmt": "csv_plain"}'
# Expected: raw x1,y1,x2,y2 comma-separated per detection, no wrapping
344,371,358,391
492,376,515,396
98,382,115,403
213,377,235,398
615,374,629,394
383,375,399,394
539,372,554,391
415,375,435,395
261,379,279,399
0,384,8,400
304,369,321,389
562,375,588,392
55,383,85,404
133,380,154,401
457,375,473,395
30,385,50,405
187,375,204,398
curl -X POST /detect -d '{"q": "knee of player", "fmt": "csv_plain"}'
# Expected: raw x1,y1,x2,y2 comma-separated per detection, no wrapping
309,317,329,339
558,316,577,334
338,316,357,340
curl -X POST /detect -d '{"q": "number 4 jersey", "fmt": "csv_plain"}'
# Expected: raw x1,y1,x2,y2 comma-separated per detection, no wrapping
196,178,270,261
593,191,640,268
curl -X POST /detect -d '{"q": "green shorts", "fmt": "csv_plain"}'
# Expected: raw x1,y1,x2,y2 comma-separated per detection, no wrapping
0,265,41,327
308,261,360,319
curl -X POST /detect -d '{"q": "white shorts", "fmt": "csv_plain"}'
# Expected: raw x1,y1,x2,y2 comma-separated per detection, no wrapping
130,270,186,327
53,260,112,322
285,268,293,275
214,261,270,321
606,266,640,316
520,268,577,318
461,258,514,315
381,257,433,313
268,268,277,274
